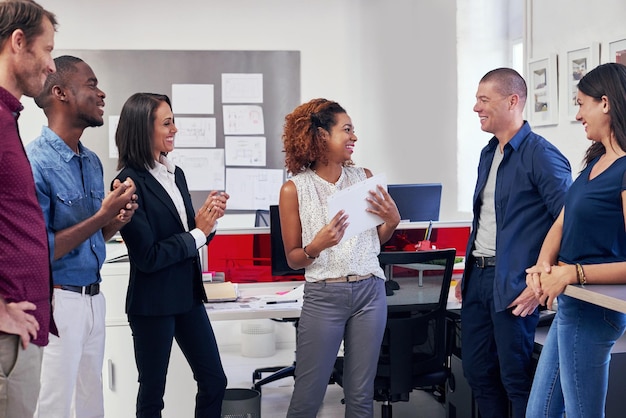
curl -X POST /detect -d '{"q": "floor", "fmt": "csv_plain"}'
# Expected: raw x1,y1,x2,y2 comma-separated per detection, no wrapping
221,346,447,418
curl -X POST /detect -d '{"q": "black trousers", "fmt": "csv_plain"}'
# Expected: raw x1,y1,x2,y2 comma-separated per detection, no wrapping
129,303,227,418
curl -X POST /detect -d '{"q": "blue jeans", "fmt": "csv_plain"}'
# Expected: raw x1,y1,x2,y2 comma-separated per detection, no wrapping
526,295,626,418
461,265,538,418
287,277,387,418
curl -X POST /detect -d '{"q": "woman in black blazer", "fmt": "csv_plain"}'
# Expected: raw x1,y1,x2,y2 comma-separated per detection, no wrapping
114,93,228,418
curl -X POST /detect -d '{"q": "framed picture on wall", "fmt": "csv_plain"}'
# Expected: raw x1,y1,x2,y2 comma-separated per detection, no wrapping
528,54,558,126
608,38,626,64
565,43,600,121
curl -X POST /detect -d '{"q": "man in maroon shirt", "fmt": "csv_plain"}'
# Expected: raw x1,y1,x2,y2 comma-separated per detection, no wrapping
0,1,58,416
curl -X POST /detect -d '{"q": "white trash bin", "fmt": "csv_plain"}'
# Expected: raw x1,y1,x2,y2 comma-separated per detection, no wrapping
241,320,276,358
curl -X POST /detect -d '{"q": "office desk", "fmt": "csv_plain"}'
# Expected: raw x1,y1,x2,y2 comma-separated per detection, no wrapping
205,281,302,321
564,284,626,314
205,279,462,323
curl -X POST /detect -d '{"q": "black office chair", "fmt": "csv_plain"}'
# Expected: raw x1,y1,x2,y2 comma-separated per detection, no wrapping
251,318,298,393
332,249,456,418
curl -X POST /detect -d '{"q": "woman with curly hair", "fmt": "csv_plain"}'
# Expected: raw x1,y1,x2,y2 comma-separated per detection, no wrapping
279,98,401,417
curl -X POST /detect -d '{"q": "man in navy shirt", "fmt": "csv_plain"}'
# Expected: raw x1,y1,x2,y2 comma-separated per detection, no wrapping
457,68,572,418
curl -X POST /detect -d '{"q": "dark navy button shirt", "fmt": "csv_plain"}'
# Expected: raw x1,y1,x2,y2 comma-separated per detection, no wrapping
464,122,572,312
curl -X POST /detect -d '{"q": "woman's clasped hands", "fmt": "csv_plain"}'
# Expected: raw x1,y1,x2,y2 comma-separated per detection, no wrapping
526,262,577,310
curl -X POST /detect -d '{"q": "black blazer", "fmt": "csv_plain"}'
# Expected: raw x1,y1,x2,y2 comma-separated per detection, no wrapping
115,166,212,316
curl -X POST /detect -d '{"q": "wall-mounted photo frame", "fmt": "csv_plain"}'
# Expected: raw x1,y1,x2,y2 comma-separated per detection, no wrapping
608,38,626,64
528,54,558,126
565,43,600,121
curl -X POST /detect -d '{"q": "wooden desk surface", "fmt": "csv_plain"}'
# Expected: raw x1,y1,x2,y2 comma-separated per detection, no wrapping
564,284,626,314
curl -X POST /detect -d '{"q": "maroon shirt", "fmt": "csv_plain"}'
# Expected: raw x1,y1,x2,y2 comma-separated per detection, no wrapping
0,87,53,346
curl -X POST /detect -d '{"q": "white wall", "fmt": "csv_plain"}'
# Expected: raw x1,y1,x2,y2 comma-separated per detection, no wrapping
24,0,460,219
527,0,626,173
21,1,626,221
456,0,518,214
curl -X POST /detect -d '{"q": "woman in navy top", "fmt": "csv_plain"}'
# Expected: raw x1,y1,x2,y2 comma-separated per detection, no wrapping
525,63,626,417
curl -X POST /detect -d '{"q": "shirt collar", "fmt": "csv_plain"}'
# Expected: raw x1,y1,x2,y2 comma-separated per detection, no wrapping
0,86,24,118
40,126,84,162
487,120,531,152
149,154,176,177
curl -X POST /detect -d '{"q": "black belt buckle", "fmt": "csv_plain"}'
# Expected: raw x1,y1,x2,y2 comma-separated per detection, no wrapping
85,283,100,295
62,283,99,295
475,256,495,268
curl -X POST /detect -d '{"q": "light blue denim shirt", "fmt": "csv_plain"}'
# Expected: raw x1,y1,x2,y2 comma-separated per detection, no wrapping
26,126,105,286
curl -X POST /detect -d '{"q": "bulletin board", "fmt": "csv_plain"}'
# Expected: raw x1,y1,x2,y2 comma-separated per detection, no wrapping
55,49,300,213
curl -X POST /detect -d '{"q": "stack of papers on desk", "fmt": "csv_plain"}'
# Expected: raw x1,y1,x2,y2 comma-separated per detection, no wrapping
204,281,238,302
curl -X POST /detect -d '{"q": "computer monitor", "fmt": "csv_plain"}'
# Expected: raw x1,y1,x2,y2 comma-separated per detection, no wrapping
270,205,305,276
387,183,442,222
254,209,270,227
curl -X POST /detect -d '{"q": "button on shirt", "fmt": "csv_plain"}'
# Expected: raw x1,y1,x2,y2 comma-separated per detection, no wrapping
0,88,53,346
26,126,106,287
463,122,572,312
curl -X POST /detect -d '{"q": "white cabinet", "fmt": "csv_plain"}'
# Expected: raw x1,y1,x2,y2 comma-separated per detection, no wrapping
101,261,196,418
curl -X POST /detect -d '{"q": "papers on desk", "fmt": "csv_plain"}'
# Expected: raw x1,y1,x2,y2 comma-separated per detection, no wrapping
327,173,387,244
263,284,303,305
204,281,239,302
204,284,304,312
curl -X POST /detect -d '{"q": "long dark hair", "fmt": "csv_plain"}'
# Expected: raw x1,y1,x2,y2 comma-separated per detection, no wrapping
116,93,172,171
577,63,626,166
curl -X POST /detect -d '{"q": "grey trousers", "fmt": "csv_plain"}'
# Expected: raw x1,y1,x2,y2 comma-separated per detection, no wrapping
286,277,387,418
0,334,43,418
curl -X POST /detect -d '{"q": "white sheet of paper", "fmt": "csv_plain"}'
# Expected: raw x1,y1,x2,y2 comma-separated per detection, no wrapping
225,136,266,166
327,173,387,244
223,105,264,135
174,117,216,148
225,168,283,209
168,149,225,191
222,73,263,103
108,115,120,159
172,84,214,115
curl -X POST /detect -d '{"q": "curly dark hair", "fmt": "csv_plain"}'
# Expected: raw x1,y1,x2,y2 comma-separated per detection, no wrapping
282,98,353,174
577,63,626,167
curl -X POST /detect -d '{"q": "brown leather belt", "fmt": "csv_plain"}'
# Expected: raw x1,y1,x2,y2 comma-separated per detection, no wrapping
53,283,100,296
324,273,373,283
